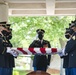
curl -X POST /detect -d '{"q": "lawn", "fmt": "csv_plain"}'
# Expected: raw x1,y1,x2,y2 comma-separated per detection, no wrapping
13,70,28,75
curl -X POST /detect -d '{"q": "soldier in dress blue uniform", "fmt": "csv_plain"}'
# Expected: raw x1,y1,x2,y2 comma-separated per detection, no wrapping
64,20,76,75
59,27,74,75
0,22,15,75
29,29,51,72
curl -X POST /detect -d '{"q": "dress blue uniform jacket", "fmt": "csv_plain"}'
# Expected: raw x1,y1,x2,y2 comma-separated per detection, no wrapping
65,38,76,68
29,40,51,68
0,35,15,68
61,40,70,68
62,55,69,68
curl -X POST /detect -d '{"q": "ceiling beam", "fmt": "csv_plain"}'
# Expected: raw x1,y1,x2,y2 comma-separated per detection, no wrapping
8,0,46,3
8,3,46,9
55,9,76,14
55,2,76,8
0,0,75,16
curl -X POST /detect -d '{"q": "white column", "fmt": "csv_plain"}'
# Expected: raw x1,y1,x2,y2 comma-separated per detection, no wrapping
46,0,55,15
0,2,8,22
60,59,65,75
30,59,33,71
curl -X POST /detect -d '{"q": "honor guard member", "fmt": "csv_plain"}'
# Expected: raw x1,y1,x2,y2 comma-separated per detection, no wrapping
0,22,15,75
64,20,76,75
59,28,74,75
29,29,51,72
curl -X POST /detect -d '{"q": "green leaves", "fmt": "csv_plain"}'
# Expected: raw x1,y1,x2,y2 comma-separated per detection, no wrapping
9,16,75,48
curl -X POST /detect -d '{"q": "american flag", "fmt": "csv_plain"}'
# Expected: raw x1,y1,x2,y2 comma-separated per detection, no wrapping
7,47,61,56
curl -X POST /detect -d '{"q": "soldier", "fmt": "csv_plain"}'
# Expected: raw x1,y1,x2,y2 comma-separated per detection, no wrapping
64,20,76,75
59,28,74,75
0,22,15,75
29,29,51,72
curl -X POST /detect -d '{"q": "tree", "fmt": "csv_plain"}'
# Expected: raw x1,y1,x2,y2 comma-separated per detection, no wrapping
9,16,75,48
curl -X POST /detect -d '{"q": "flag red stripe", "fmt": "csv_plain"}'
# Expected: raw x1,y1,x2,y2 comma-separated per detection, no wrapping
40,48,46,54
28,48,36,54
17,48,28,54
51,48,57,52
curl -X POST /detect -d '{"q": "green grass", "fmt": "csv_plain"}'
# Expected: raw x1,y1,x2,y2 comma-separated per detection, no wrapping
13,70,28,75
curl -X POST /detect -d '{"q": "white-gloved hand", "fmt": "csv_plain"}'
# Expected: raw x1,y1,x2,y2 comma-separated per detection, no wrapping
7,47,19,57
62,48,65,55
10,49,19,57
58,48,66,56
58,52,64,57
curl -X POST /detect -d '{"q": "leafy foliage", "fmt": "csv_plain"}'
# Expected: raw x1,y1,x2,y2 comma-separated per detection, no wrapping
9,16,75,48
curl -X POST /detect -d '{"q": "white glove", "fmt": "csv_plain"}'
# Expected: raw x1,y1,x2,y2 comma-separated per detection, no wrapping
7,47,19,57
58,52,64,57
10,49,19,57
62,48,65,55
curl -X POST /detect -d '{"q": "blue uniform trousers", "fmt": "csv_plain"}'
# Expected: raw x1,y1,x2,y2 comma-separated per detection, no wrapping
70,68,76,75
0,68,13,75
65,68,76,75
65,68,71,75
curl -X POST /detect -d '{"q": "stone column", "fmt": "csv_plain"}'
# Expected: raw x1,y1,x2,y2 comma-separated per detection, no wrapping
0,2,8,22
